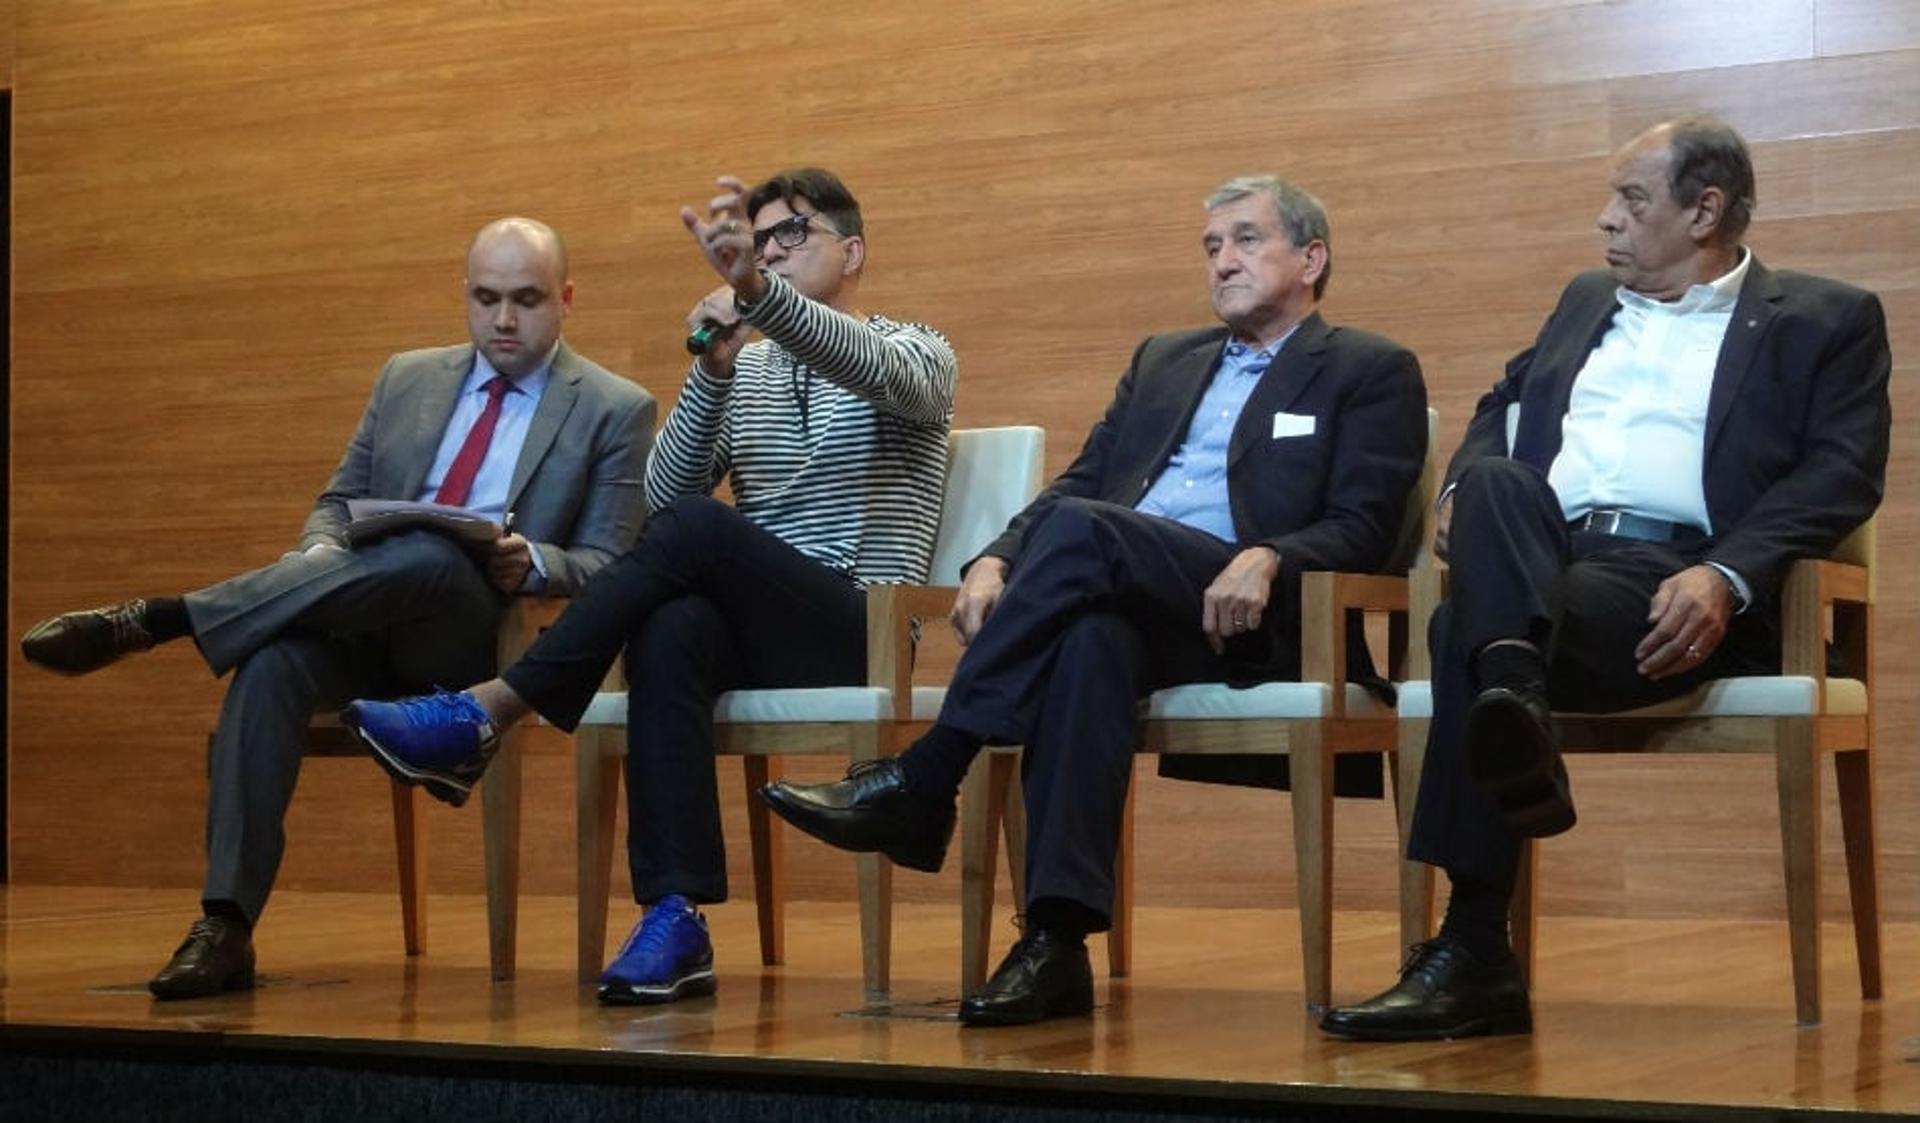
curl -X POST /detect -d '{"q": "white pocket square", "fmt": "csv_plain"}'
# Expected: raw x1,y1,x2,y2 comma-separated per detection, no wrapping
1271,411,1316,439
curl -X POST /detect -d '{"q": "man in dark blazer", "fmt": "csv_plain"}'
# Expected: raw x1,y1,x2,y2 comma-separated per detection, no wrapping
763,176,1428,1026
20,217,657,1000
1322,116,1891,1041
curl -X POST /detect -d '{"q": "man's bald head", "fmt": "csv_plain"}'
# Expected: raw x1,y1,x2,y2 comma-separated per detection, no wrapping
465,216,574,378
469,216,569,281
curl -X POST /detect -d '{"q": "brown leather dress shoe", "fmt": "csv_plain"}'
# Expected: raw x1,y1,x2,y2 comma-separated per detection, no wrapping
20,599,157,676
149,915,256,1001
1319,937,1530,1041
959,928,1094,1027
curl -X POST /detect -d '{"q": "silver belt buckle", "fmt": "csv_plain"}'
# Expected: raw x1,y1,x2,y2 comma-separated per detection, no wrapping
1588,510,1624,536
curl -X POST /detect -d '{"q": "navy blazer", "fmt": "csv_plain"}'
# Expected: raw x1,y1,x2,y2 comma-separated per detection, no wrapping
986,312,1429,579
986,312,1429,796
1448,259,1891,608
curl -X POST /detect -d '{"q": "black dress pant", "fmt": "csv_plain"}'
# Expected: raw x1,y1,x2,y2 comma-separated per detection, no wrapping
1405,458,1777,883
502,496,865,905
938,498,1294,927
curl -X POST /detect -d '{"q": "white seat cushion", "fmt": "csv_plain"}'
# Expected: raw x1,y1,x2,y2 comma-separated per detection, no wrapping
1144,681,1388,721
576,685,950,727
1396,676,1866,721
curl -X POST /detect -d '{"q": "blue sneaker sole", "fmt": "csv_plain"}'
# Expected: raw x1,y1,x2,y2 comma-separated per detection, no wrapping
343,713,474,809
598,967,717,1006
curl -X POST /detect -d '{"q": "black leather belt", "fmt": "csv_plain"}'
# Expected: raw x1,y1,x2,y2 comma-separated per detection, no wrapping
1568,509,1705,545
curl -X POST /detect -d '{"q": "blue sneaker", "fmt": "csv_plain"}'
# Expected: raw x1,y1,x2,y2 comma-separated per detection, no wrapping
342,690,498,808
598,895,716,1005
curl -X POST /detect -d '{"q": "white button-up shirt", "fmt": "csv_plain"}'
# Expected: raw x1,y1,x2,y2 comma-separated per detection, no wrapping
1548,249,1751,534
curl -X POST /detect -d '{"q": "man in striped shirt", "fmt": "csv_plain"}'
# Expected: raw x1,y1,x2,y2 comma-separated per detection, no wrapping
345,168,956,1006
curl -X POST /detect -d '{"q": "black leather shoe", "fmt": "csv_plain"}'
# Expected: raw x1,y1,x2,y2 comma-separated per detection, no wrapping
1319,937,1531,1041
758,758,954,873
959,928,1095,1027
21,599,157,676
149,915,256,1001
1465,684,1576,838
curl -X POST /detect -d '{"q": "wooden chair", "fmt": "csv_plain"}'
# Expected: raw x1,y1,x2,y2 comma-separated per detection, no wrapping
1394,520,1880,1025
573,426,1047,999
282,596,560,979
959,409,1441,1008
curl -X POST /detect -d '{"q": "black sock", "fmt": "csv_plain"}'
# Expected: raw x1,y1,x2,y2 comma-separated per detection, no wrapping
1473,640,1546,693
1025,896,1101,943
1436,868,1514,963
139,597,193,643
893,723,983,800
202,899,253,931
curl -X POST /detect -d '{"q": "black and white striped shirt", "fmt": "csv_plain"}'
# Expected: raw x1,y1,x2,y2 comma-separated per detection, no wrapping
644,272,956,586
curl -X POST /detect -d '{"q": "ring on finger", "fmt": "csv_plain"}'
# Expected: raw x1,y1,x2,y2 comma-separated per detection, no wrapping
1686,644,1701,659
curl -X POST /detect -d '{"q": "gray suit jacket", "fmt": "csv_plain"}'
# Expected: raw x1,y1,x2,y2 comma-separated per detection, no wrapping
299,342,657,595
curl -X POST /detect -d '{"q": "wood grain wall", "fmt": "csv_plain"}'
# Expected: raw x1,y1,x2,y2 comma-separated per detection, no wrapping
8,1,1916,927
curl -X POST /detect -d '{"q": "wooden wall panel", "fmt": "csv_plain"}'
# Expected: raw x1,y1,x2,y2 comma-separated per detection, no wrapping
7,0,1917,928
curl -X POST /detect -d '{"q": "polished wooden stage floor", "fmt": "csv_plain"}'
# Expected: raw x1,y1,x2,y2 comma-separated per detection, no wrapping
3,884,1917,1119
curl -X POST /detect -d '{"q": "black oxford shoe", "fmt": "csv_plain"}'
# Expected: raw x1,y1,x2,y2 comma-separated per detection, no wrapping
149,915,256,1001
1319,937,1531,1041
960,928,1095,1027
21,599,157,676
1465,684,1576,838
758,758,954,873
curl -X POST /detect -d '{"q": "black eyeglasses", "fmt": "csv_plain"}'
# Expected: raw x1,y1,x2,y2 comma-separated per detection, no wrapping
751,212,840,260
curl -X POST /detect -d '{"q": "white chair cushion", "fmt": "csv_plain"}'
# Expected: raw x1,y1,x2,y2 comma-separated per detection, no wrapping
576,685,951,726
1395,676,1866,721
1144,681,1388,721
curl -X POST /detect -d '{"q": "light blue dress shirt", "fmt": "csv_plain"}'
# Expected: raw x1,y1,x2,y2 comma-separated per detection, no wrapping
1134,327,1296,543
415,346,555,586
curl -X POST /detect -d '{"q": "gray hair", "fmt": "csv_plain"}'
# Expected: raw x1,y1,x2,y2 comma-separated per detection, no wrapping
1205,176,1332,298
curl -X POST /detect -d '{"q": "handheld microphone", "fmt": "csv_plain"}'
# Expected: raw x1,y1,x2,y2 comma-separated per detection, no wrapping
686,319,731,355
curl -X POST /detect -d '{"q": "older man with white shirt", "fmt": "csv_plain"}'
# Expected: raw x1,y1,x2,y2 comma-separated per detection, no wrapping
1321,114,1891,1042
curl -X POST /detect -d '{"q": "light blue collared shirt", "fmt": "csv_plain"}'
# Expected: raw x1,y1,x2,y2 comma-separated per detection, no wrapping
415,346,555,587
1134,326,1297,542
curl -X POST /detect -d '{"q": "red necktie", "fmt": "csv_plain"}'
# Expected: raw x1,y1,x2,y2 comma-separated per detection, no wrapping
433,376,511,508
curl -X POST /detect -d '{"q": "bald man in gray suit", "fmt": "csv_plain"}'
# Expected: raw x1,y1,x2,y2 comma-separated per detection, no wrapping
21,218,657,999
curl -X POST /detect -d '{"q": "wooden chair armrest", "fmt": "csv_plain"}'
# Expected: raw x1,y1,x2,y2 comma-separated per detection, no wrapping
866,583,960,716
1299,571,1412,712
1780,557,1871,680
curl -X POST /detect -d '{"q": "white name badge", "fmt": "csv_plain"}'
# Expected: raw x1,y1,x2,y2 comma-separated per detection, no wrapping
1271,411,1316,439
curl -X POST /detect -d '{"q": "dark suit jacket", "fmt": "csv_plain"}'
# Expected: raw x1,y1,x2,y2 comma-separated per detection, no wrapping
1448,259,1891,610
299,341,658,596
985,311,1429,794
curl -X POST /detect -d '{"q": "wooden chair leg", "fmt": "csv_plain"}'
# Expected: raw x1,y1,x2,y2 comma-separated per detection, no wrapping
1394,720,1434,951
1833,747,1882,1000
1288,732,1333,1010
1108,772,1134,979
1004,753,1028,909
481,736,522,982
742,755,785,967
960,752,1003,993
850,731,891,1002
1775,718,1822,1025
389,778,427,957
576,730,621,983
1510,839,1539,987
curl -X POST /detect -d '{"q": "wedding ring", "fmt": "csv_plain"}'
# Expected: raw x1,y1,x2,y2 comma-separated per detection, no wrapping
1686,644,1701,659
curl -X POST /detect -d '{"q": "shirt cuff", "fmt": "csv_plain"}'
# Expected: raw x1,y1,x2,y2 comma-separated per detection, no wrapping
521,542,550,593
1705,561,1751,614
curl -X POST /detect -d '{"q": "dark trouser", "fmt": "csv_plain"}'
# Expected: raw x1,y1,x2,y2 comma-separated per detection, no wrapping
186,532,503,922
938,498,1295,928
1406,458,1777,884
501,496,865,905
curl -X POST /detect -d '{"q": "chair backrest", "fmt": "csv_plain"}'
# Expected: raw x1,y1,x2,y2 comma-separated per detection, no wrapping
1392,408,1443,571
927,426,1047,584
